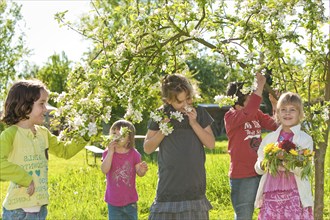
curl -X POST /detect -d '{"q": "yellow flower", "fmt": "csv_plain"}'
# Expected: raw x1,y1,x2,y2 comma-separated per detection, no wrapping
272,146,281,153
303,149,311,156
264,143,275,154
289,149,298,156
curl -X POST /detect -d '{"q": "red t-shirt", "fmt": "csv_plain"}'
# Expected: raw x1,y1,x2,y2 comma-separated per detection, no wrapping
224,93,277,178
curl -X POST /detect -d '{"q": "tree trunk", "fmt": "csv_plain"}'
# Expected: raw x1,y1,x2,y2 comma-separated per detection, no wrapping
314,142,328,219
314,52,330,220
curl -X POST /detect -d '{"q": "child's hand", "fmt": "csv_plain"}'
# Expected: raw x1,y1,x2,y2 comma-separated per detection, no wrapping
269,92,278,105
107,141,117,154
186,107,198,126
277,164,286,172
256,72,266,88
26,180,35,196
136,161,148,176
162,117,170,123
254,72,266,97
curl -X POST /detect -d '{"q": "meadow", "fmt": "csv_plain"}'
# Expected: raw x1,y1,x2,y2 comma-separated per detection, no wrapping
0,138,329,220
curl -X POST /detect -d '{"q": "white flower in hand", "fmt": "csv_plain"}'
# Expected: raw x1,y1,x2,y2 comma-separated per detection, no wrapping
183,106,193,113
159,122,174,136
170,111,184,122
150,111,163,122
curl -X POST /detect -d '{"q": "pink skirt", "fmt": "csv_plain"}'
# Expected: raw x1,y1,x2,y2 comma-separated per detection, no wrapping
258,172,313,220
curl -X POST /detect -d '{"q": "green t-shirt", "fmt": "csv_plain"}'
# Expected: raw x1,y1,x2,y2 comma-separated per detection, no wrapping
0,125,86,210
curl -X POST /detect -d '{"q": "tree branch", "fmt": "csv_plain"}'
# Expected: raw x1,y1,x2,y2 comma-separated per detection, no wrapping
195,5,205,30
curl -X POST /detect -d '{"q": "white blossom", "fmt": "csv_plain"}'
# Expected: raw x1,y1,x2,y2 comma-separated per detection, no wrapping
166,2,173,7
162,64,167,71
152,9,160,16
150,111,163,122
124,104,143,123
92,97,102,108
260,5,268,13
251,79,258,92
184,106,193,113
214,95,224,103
54,107,63,117
190,29,202,38
79,128,87,137
247,52,254,60
159,122,174,136
132,110,143,122
124,104,133,118
56,92,67,103
322,107,329,121
214,94,238,107
114,43,126,57
240,85,252,95
80,98,89,105
73,116,83,128
58,131,65,140
102,107,112,123
170,111,184,122
87,122,98,137
81,82,89,90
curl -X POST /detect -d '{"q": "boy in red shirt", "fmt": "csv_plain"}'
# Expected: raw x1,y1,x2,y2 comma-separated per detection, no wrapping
224,73,277,220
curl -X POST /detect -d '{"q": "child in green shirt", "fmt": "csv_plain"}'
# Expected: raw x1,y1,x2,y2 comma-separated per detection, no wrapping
0,79,87,220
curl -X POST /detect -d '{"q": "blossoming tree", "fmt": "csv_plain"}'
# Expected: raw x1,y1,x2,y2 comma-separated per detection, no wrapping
55,0,329,217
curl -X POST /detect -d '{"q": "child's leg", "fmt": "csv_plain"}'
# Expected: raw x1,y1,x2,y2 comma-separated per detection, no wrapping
230,176,261,220
2,205,47,220
2,207,26,220
122,203,137,220
107,203,126,220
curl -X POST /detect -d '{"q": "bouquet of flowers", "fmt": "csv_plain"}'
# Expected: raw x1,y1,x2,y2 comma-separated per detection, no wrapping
262,140,314,180
150,109,184,136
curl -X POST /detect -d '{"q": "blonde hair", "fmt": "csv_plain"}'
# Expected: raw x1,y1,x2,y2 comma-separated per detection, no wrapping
276,92,304,124
109,119,136,149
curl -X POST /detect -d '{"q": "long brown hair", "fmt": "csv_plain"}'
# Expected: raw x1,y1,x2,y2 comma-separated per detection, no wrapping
1,80,48,125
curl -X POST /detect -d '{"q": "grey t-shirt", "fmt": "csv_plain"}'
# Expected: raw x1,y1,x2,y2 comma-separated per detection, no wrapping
148,105,214,202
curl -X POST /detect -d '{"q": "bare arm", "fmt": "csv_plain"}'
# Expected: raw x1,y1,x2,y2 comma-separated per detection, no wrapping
101,142,115,174
135,161,148,177
143,129,165,154
254,72,266,97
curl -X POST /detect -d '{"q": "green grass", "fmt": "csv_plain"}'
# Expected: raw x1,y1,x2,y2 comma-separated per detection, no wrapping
1,139,329,220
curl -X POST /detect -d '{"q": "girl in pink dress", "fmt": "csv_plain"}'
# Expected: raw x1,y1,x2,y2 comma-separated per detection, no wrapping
255,92,314,219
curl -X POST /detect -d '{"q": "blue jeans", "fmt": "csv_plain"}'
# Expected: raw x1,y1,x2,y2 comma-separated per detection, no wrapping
2,205,47,220
230,176,261,220
108,203,137,220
